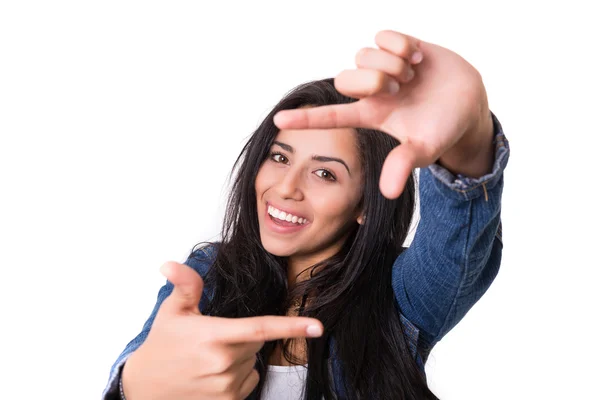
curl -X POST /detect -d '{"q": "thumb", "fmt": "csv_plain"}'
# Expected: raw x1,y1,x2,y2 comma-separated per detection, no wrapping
160,261,204,315
379,142,424,199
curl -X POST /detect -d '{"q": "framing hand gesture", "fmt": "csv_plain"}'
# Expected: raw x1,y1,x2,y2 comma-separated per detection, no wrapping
274,30,494,199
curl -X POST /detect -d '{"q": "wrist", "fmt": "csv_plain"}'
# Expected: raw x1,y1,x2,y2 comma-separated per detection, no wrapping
438,109,494,178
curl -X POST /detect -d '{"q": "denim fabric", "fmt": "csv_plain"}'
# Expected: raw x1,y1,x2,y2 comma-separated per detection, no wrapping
102,112,509,399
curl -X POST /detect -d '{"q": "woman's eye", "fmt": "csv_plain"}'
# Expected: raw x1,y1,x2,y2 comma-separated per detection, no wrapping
270,153,288,164
315,169,336,181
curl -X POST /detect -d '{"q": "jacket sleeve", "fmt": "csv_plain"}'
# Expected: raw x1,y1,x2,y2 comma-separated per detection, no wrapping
100,245,216,399
392,112,510,354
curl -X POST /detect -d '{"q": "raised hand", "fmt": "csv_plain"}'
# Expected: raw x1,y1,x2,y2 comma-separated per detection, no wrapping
122,261,323,400
274,30,494,199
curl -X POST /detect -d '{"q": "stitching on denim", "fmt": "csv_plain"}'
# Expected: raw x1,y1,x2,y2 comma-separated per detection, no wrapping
103,356,130,399
433,199,473,342
119,368,127,400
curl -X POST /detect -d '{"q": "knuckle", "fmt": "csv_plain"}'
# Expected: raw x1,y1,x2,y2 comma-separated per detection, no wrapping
325,108,339,127
251,323,269,342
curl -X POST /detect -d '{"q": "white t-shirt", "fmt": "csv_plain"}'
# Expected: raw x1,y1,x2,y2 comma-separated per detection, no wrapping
261,364,308,400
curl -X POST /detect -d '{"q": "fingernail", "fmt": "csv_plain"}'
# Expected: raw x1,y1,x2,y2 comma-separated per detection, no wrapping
411,51,423,64
406,68,415,81
306,324,323,337
388,80,400,94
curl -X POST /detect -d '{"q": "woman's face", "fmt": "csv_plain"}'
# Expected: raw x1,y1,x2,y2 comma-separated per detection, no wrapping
255,125,364,265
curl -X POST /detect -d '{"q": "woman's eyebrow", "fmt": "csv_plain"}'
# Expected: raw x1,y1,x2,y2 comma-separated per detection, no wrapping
273,141,293,152
312,155,351,176
273,141,351,176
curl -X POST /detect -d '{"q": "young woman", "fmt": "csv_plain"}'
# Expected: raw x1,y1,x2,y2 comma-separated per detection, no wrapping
102,30,509,400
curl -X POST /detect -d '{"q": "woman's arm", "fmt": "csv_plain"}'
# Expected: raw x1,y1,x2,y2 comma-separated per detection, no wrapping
392,112,509,356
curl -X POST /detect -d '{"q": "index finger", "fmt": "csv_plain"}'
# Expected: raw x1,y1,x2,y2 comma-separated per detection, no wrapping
214,315,324,343
273,101,366,130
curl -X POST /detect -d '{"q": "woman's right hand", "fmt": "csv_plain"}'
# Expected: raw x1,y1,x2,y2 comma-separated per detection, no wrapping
121,261,323,400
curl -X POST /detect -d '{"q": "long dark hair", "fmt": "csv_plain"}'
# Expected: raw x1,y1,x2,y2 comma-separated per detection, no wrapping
197,78,438,399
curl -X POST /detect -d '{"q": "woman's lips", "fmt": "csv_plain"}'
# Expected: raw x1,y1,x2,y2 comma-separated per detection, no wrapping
270,214,299,227
267,202,308,223
264,204,309,234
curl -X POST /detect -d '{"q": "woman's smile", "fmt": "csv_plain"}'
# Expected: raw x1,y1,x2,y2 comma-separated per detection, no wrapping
264,201,311,234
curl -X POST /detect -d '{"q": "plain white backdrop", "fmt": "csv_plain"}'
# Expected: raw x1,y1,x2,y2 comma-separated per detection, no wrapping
1,1,599,399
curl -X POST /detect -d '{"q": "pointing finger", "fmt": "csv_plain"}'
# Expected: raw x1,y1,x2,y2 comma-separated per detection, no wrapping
214,315,323,343
274,100,366,130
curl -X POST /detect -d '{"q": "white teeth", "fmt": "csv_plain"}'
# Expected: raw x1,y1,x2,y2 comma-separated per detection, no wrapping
267,205,307,225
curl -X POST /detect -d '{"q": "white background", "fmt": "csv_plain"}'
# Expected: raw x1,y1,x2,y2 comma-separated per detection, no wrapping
1,1,599,399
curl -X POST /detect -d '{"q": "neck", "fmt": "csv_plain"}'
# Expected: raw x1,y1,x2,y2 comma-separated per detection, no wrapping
286,241,346,288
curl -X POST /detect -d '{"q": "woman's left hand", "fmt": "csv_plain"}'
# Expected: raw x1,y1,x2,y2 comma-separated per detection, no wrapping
273,30,495,199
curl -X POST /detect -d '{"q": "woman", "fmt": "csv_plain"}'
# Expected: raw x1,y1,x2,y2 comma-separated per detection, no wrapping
102,30,509,399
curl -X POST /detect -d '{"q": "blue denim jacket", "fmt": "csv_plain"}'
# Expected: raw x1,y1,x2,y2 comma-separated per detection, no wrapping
102,113,509,399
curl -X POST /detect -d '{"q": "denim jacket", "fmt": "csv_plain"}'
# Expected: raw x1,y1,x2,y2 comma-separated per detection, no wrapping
102,113,509,399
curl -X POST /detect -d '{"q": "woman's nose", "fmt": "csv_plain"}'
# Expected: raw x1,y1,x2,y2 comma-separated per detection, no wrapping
274,168,304,201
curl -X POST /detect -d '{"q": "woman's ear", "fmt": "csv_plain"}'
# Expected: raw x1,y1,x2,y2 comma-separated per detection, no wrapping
355,201,365,225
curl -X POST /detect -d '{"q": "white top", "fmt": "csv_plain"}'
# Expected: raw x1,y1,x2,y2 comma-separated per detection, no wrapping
261,364,308,400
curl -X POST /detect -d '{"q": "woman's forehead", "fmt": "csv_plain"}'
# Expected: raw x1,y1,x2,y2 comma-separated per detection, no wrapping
274,127,359,161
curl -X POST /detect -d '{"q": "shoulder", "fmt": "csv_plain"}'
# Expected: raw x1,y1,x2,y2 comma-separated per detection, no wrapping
184,242,220,279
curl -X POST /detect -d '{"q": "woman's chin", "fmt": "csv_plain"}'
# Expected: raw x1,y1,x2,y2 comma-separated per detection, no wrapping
260,238,298,258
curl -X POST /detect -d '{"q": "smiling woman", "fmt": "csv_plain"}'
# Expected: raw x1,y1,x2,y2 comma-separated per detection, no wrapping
256,126,365,271
102,30,509,400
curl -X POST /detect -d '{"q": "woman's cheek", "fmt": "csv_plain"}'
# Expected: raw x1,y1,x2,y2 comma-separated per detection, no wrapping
255,164,278,193
312,190,352,220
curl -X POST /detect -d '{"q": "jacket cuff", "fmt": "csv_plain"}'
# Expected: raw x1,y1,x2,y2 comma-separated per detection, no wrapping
427,111,510,201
